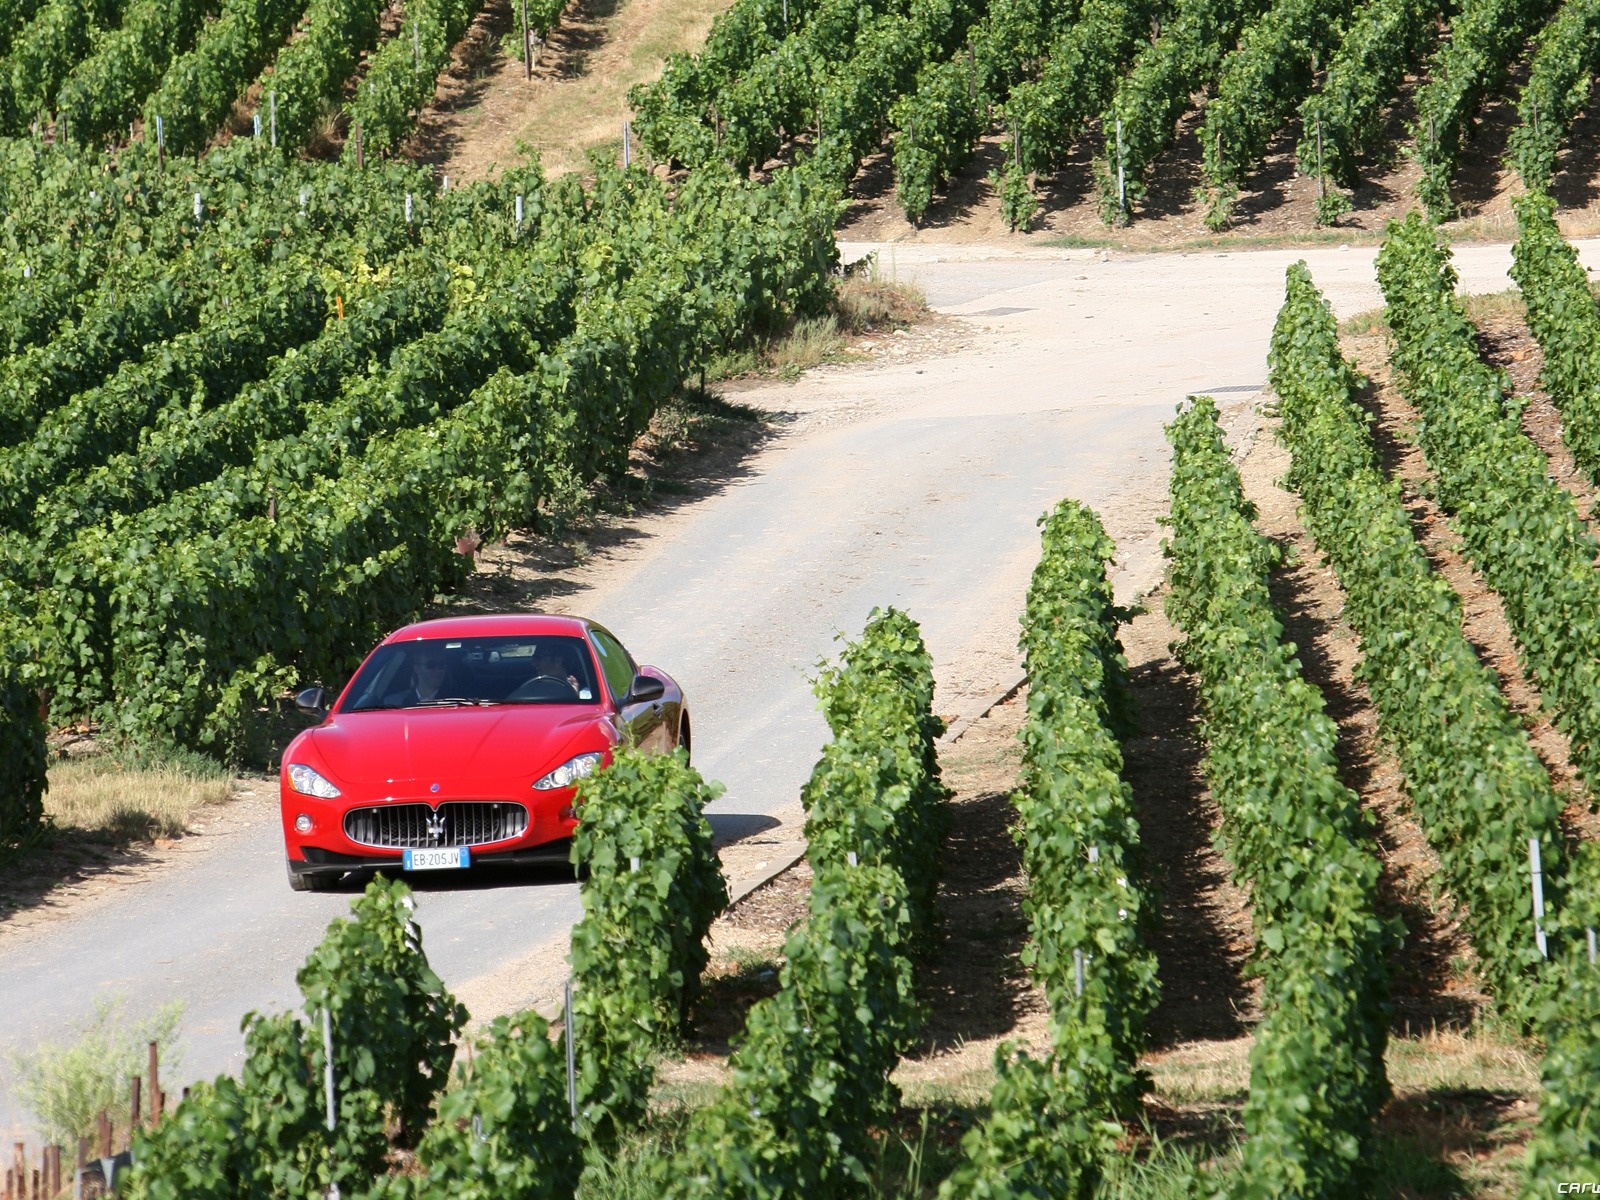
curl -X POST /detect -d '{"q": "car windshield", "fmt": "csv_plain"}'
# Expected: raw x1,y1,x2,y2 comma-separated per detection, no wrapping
342,635,601,711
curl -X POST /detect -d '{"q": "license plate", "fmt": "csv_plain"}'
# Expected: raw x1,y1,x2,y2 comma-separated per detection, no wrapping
404,846,470,871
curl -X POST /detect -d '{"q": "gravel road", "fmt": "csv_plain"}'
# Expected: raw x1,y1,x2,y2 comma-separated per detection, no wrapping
0,236,1555,1136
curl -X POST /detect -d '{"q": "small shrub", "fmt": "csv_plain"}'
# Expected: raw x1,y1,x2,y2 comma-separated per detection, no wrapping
8,995,183,1147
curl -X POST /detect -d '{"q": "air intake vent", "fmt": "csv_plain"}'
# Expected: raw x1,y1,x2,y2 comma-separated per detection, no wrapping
343,802,529,849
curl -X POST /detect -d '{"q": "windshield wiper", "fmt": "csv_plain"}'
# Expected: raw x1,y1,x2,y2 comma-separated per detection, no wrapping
410,697,499,708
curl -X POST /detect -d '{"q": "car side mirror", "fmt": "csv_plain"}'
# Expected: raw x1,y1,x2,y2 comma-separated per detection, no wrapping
295,686,328,719
627,674,665,704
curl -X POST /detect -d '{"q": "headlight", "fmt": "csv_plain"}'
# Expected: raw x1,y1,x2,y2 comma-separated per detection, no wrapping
287,763,341,799
533,752,603,791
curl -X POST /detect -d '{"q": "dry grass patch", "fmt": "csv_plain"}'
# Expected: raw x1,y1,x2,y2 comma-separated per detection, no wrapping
1386,1026,1539,1096
1459,288,1526,328
706,273,930,382
45,755,235,841
835,270,928,333
430,0,738,182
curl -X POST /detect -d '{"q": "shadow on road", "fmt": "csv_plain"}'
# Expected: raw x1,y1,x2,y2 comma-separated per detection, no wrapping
706,812,782,847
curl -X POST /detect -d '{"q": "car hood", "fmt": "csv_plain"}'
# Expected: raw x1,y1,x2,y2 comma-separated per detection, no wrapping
304,706,608,792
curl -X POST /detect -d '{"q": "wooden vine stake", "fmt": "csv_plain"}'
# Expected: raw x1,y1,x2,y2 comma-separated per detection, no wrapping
1116,118,1125,210
148,1041,161,1126
1316,114,1325,202
522,0,532,81
563,980,577,1128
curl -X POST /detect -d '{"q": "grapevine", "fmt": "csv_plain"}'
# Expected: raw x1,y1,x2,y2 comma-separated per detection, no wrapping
940,498,1157,1199
1412,0,1558,218
1167,396,1395,1199
1094,0,1271,223
1510,191,1600,484
1378,213,1600,803
1198,0,1354,228
1007,0,1157,177
1508,0,1600,188
143,0,310,156
1295,0,1444,217
1271,258,1569,1018
53,0,213,147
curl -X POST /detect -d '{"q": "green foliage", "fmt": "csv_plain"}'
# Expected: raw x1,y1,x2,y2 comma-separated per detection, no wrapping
1198,0,1353,229
937,1044,1118,1199
1014,501,1154,1103
0,0,123,134
1519,850,1600,1193
0,141,838,756
890,56,983,224
1379,214,1600,855
1412,0,1558,218
1295,0,1444,193
568,746,728,1142
296,874,467,1154
124,1010,336,1200
805,605,948,947
378,1012,582,1200
342,0,493,162
53,0,214,148
969,0,1078,104
1508,0,1600,187
0,260,329,531
990,153,1038,231
664,861,920,1199
660,610,944,1198
251,0,386,152
1511,191,1600,487
143,0,308,156
1006,0,1155,177
1270,257,1569,1022
939,499,1157,1198
127,877,464,1199
0,0,46,58
1094,0,1271,223
1165,397,1394,1198
0,623,45,858
628,0,983,188
7,995,183,1147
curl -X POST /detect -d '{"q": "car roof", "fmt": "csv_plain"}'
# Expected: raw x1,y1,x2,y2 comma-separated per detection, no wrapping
380,613,592,643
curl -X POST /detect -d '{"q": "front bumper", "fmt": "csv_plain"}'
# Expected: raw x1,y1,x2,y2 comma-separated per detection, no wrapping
287,838,578,884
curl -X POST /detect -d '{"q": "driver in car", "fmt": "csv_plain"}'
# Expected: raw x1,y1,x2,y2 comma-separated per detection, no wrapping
386,648,449,707
533,646,582,694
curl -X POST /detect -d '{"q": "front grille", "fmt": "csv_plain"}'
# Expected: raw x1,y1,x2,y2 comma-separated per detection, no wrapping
343,802,530,849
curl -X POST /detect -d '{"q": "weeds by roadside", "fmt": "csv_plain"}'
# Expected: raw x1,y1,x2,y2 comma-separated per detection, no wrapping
0,744,247,921
45,746,235,842
7,995,184,1147
705,264,929,382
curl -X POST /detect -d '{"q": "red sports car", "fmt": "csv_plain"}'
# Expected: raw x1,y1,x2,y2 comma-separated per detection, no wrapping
279,613,689,892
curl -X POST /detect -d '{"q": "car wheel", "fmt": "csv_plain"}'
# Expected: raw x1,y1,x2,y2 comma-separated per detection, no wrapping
287,860,335,893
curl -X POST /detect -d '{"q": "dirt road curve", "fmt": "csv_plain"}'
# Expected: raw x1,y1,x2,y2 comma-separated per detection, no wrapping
0,238,1557,1134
